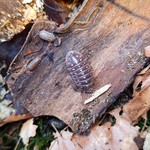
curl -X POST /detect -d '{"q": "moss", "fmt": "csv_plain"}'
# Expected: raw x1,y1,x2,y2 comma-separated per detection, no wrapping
27,133,54,150
0,117,55,150
26,117,54,150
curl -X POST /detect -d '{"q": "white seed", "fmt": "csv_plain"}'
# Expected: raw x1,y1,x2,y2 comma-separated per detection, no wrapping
39,30,56,42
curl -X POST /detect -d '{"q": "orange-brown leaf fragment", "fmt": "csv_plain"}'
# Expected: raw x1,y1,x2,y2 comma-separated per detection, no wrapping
123,85,150,121
0,113,33,127
133,65,150,97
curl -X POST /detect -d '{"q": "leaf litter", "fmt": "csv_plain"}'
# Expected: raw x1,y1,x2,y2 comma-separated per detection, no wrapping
124,65,150,121
73,108,139,150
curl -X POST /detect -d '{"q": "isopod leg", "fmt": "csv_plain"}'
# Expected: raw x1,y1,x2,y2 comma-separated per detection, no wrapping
54,37,62,47
68,76,79,92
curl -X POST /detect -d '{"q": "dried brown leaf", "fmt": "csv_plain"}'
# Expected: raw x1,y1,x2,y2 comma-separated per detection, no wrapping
19,118,38,145
124,85,150,121
133,65,150,97
49,130,75,150
139,72,150,92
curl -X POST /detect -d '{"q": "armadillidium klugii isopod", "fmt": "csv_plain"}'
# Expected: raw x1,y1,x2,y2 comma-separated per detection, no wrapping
65,51,94,92
39,30,56,42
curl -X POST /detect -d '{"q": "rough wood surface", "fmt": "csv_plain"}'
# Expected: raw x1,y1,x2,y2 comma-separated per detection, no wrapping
6,0,150,133
0,0,45,43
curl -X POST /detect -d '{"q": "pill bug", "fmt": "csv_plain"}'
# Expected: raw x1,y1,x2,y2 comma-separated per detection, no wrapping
39,30,56,42
65,50,94,92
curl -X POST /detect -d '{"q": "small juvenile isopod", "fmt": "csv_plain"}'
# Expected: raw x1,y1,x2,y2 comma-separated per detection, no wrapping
65,50,94,92
39,30,56,42
26,57,42,71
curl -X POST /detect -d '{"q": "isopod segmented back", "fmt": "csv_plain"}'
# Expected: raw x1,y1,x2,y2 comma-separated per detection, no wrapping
66,51,94,92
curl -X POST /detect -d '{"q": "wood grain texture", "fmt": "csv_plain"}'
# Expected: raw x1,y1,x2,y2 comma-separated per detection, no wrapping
6,0,150,133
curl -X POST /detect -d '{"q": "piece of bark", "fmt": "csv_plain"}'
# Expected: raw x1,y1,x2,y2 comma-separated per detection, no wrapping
0,113,33,127
0,0,45,43
44,0,71,24
6,0,150,133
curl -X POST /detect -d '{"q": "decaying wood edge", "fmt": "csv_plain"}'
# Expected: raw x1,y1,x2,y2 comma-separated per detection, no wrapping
55,0,104,33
